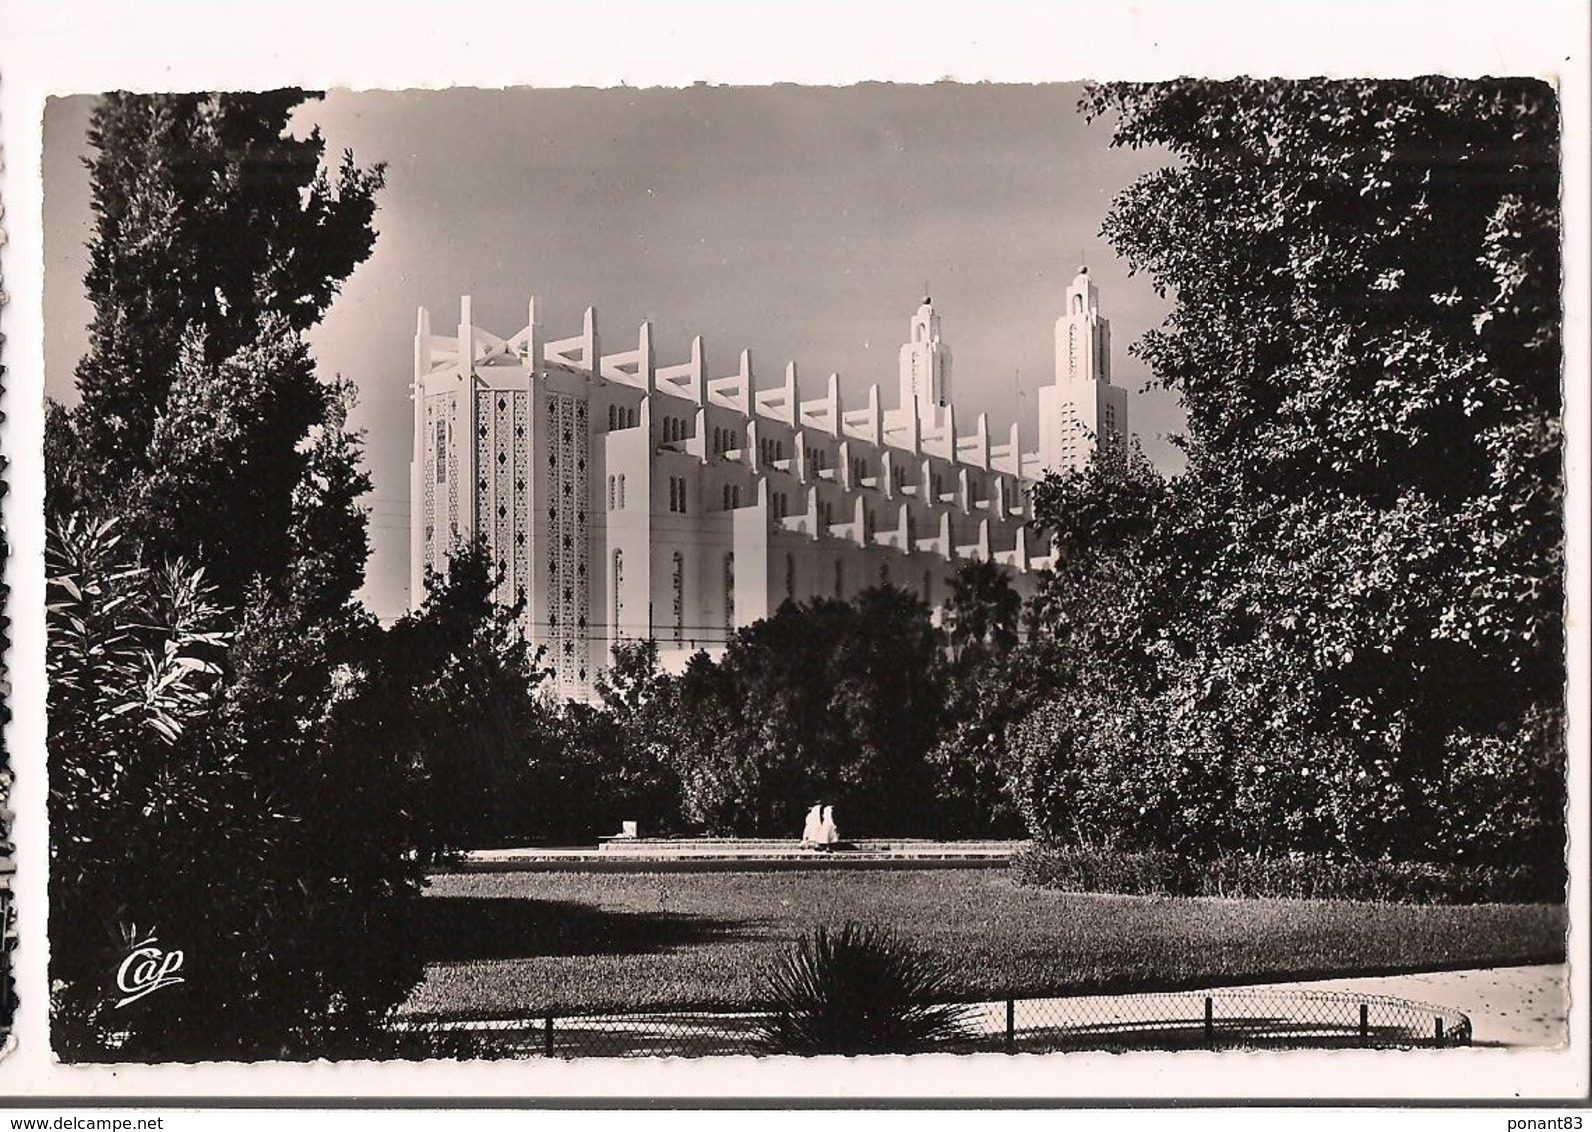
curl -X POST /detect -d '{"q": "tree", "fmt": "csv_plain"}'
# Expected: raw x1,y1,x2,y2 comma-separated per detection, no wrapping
1083,78,1562,704
667,589,946,836
381,540,554,852
63,91,383,497
942,558,1022,665
1012,78,1566,878
44,92,439,1059
583,640,686,835
49,91,385,609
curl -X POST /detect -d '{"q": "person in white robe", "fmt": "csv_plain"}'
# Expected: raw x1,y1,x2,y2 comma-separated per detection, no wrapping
819,805,839,846
801,803,825,845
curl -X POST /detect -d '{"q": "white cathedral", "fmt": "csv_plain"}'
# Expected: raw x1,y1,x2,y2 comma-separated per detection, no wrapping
411,267,1128,697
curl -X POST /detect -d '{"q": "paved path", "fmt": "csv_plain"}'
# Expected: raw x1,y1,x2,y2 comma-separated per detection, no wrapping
1215,964,1569,1048
410,965,1570,1055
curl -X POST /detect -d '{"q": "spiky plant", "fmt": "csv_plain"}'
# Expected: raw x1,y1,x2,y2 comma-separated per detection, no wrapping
753,921,969,1055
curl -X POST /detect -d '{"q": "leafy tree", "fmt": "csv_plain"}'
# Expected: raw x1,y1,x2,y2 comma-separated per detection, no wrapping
583,640,686,836
668,588,946,836
1083,77,1562,706
60,91,382,501
926,641,1065,838
1012,78,1565,880
942,558,1022,665
44,92,444,1059
48,91,385,609
379,540,552,853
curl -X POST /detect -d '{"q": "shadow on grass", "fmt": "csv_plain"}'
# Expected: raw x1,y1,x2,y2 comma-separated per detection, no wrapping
414,897,748,962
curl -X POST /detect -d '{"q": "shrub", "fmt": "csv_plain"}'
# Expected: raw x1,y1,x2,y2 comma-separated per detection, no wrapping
752,921,969,1054
1008,842,1174,896
1010,841,1559,905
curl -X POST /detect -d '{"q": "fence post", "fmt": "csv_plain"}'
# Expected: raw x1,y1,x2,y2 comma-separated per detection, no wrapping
1204,996,1214,1046
1359,1003,1369,1045
1005,998,1016,1054
1434,1017,1444,1046
544,1014,554,1057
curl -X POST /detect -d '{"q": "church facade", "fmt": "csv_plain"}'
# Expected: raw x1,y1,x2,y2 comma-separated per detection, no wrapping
410,267,1126,698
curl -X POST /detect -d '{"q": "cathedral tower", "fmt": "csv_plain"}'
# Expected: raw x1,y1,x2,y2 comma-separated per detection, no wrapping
1036,266,1127,476
897,296,953,427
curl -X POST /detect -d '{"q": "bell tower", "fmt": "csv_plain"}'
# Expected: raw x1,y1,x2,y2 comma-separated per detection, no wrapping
898,295,953,428
1037,266,1128,475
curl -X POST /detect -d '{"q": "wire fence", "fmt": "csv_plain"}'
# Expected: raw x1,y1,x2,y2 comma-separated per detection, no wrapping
402,988,1472,1058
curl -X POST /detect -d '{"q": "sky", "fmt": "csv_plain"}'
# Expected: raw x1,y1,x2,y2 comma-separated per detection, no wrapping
43,83,1181,622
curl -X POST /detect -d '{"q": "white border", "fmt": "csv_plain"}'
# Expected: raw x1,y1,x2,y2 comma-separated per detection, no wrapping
0,0,1586,1102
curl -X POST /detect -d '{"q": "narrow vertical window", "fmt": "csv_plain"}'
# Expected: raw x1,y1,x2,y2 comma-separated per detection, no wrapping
786,553,796,601
618,474,626,509
613,549,624,642
672,552,684,644
607,475,616,511
609,405,617,430
724,553,735,639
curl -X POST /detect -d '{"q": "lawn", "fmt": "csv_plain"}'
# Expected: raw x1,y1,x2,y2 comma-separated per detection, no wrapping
401,868,1566,1019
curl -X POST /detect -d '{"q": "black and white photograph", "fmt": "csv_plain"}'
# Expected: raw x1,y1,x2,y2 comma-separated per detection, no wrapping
1,0,1588,1110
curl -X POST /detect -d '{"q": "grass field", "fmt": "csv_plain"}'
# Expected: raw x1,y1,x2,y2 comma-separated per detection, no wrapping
401,868,1567,1019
